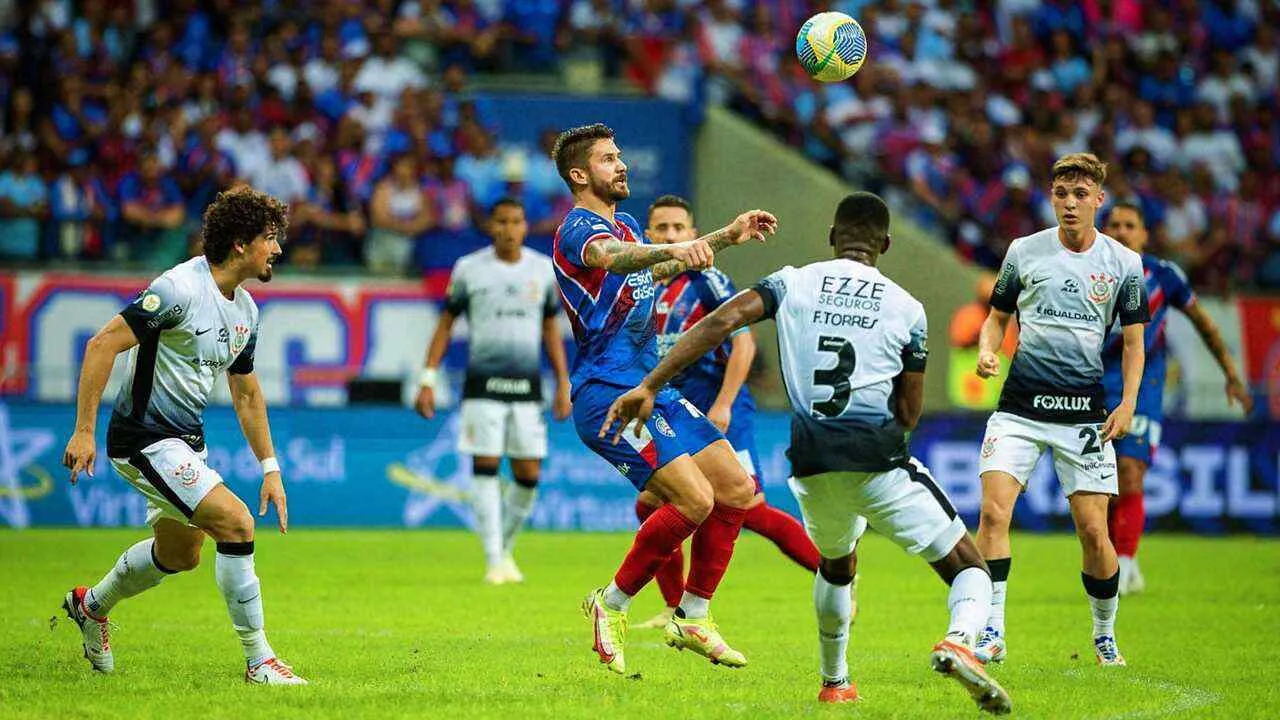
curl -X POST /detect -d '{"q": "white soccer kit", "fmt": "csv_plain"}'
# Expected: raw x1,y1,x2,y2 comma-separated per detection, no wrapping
979,227,1149,495
755,259,965,561
445,246,560,459
106,256,260,525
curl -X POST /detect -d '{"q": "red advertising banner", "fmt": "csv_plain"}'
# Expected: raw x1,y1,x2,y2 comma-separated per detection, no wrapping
1237,296,1280,420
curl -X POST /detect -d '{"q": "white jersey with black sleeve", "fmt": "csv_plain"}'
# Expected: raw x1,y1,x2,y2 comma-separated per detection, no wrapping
754,258,928,476
107,256,259,459
989,227,1149,424
444,246,560,402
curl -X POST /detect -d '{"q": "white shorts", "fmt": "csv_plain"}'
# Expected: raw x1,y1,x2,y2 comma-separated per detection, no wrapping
109,438,224,527
457,399,548,459
788,458,968,562
978,411,1118,496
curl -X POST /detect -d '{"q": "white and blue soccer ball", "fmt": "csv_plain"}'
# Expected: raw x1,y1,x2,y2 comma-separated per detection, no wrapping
795,11,868,83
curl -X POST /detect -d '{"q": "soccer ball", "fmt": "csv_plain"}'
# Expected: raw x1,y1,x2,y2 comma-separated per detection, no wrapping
795,11,868,83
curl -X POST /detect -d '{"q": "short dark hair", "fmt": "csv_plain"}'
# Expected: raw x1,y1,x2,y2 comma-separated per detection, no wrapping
490,197,525,216
551,123,615,191
1108,200,1145,225
202,186,288,265
647,194,693,223
834,192,890,241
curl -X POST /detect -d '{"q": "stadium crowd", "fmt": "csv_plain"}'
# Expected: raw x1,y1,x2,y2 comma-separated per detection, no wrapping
0,1,1277,292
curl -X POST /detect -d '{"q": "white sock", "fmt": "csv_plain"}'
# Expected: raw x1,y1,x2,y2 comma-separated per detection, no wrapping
603,581,632,612
946,567,993,647
501,482,538,555
678,591,710,619
989,580,1007,634
85,539,171,617
1090,595,1118,637
471,474,503,567
814,574,852,684
215,544,274,666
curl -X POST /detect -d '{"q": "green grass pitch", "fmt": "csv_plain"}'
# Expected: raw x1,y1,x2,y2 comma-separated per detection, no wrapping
2,529,1278,719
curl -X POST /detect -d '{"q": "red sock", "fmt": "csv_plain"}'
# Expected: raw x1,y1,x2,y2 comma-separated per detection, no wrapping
636,500,685,607
1110,491,1145,557
685,503,747,599
744,502,819,572
614,503,698,596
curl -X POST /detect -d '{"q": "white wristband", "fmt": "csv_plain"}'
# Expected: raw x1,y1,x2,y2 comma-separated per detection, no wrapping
261,457,280,475
419,367,440,389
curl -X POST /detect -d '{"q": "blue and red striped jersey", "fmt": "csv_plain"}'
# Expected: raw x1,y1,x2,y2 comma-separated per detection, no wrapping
654,267,743,387
553,207,660,390
1102,254,1196,416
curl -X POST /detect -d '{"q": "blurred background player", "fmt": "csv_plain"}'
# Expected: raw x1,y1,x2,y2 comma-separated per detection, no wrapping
634,193,821,630
60,187,304,685
603,192,1010,714
415,198,571,585
974,154,1148,667
552,123,777,673
1101,201,1252,595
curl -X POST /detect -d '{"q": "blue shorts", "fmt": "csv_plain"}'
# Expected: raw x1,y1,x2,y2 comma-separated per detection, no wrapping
679,380,763,492
1105,388,1163,465
573,381,725,490
1112,412,1162,465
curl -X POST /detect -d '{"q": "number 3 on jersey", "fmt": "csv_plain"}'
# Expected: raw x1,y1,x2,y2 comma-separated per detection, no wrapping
812,335,857,418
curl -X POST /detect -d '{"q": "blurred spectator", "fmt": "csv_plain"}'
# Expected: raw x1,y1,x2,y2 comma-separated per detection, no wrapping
50,150,111,260
117,153,186,267
249,127,311,204
367,153,431,274
0,151,49,260
1180,103,1246,191
455,124,504,212
216,104,269,182
292,156,366,268
355,32,426,100
2,86,37,155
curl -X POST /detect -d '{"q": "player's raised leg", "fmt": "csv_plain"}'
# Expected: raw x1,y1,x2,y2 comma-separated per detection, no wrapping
1110,456,1147,595
63,519,196,673
633,490,683,629
928,537,1012,715
192,485,307,685
1070,491,1124,666
660,438,754,667
584,453,710,674
975,470,1021,663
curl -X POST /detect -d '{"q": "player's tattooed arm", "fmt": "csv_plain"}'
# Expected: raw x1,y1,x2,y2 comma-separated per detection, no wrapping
650,212,780,281
583,238,712,274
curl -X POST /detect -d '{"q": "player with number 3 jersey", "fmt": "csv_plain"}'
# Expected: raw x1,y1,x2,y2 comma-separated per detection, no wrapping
603,192,1011,713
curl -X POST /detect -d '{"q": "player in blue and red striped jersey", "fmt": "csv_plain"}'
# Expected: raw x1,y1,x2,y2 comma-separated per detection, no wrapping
551,123,778,675
631,194,822,631
1102,202,1252,595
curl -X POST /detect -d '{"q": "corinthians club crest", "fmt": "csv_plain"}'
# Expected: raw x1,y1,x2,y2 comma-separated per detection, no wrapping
231,324,251,354
1087,273,1116,304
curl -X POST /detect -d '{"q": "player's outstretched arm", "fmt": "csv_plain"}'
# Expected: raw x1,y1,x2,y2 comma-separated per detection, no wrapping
63,315,139,484
1103,323,1145,442
651,210,779,281
600,289,767,443
228,371,288,534
415,310,457,419
708,330,755,432
1184,302,1253,414
975,309,1012,379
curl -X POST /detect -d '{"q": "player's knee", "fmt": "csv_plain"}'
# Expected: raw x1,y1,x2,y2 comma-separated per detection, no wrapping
1117,459,1145,495
978,499,1013,533
1074,516,1110,552
472,457,501,476
673,487,714,524
512,474,539,489
208,507,255,544
711,469,756,509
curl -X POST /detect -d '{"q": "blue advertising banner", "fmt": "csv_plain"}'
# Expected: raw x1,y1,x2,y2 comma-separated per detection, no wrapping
2,402,1276,534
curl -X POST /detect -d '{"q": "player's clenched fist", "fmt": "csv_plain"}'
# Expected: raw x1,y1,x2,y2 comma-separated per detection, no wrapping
976,351,1001,379
727,209,778,245
670,240,713,270
414,386,436,419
